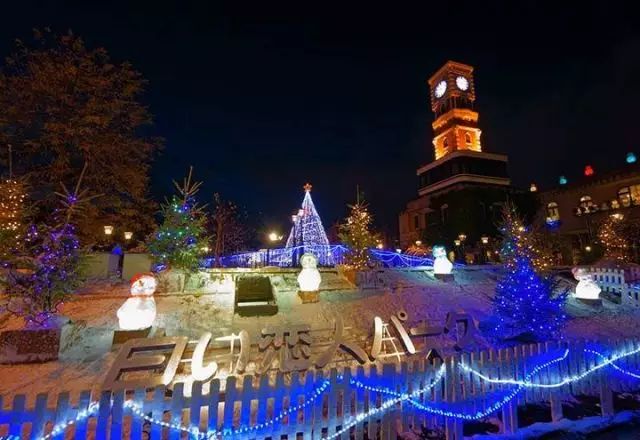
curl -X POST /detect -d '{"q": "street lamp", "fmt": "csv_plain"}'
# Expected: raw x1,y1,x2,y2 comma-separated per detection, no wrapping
104,225,114,236
267,231,283,266
480,236,489,263
124,231,133,241
415,240,422,246
454,239,461,247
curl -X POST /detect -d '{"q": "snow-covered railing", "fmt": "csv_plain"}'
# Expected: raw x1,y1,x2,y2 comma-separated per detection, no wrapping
584,267,640,307
587,268,626,296
204,246,440,269
1,339,638,439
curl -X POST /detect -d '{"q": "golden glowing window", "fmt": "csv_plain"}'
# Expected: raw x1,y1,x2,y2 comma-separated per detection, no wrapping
579,196,594,210
618,187,631,207
630,184,640,205
546,202,560,221
464,132,472,144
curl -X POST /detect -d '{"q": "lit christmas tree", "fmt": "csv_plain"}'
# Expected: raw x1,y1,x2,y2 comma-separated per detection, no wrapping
4,166,90,326
285,183,330,255
0,179,25,233
492,205,566,341
147,167,209,280
492,255,567,341
597,213,629,263
499,204,552,272
339,200,379,270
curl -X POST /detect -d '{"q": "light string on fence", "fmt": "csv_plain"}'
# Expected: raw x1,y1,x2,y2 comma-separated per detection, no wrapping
29,345,640,440
459,344,640,389
586,348,640,380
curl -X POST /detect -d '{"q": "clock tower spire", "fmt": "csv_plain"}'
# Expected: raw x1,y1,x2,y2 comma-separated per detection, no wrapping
428,61,481,160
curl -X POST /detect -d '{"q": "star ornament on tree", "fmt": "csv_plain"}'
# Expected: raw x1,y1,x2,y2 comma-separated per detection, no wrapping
303,183,313,192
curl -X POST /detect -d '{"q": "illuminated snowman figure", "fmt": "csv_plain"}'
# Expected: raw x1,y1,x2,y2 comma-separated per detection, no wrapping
433,245,453,275
297,253,321,292
117,273,157,330
572,267,601,300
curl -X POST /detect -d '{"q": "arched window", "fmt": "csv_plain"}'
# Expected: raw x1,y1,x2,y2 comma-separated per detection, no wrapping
618,187,631,207
546,202,560,222
579,195,592,207
443,138,449,151
464,132,472,144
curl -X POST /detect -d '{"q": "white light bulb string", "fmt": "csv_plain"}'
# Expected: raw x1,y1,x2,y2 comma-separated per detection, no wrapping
20,344,640,440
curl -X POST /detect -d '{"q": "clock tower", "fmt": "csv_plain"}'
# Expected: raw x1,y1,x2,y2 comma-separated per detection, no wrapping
428,61,481,160
398,61,514,250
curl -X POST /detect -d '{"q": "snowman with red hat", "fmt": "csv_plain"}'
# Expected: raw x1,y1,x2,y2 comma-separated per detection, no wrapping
117,273,157,330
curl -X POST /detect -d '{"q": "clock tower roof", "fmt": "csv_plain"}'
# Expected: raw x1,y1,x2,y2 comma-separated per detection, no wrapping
427,61,474,87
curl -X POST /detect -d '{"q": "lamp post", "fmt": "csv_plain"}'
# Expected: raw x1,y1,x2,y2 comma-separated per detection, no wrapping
480,235,489,264
124,231,133,241
458,233,467,263
267,231,283,266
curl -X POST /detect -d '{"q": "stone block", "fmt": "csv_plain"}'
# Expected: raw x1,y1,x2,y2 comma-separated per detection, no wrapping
0,327,62,364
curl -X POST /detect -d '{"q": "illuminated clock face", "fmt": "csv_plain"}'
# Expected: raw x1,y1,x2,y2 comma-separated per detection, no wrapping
434,80,447,98
456,76,469,91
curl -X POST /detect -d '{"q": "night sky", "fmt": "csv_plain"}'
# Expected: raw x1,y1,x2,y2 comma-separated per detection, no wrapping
2,1,640,239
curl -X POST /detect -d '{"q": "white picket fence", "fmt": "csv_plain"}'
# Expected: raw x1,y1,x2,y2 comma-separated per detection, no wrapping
2,338,640,439
586,267,640,307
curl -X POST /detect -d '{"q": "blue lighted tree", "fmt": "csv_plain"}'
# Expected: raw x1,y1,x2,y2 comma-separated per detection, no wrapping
492,205,567,341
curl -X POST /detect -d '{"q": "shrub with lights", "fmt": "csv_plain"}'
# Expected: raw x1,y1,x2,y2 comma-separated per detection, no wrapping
147,167,209,290
492,204,566,341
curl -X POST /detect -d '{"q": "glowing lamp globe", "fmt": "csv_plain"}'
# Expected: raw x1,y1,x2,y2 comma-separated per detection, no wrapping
572,267,601,300
297,253,321,292
117,273,157,330
584,165,594,177
432,245,453,275
627,152,637,164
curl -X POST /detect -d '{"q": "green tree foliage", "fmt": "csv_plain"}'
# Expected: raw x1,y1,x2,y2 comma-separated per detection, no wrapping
0,29,161,243
147,168,209,276
211,193,248,267
339,201,379,270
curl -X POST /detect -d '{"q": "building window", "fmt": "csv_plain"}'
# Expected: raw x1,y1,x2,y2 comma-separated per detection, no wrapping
619,187,631,207
546,202,560,222
631,184,640,205
464,132,472,145
579,195,593,208
413,215,419,230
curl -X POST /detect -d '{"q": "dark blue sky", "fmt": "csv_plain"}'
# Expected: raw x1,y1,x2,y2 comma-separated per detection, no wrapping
2,1,640,237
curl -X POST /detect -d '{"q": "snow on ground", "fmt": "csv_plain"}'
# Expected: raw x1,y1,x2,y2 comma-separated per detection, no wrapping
1,267,639,403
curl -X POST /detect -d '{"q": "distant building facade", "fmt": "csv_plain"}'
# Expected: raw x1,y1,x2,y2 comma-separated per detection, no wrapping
536,164,640,264
399,61,522,251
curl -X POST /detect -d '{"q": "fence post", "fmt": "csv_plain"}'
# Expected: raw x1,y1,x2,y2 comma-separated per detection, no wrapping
500,348,518,434
445,355,463,440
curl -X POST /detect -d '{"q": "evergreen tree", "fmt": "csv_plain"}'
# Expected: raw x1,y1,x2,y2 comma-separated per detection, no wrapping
148,168,209,277
3,165,91,326
499,203,552,272
597,213,629,263
339,201,379,270
493,205,566,341
492,256,567,341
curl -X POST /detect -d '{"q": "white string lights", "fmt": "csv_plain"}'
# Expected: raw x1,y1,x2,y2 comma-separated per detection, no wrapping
21,345,640,440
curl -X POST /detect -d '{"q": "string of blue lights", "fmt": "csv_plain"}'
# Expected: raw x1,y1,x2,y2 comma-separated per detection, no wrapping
20,344,640,440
